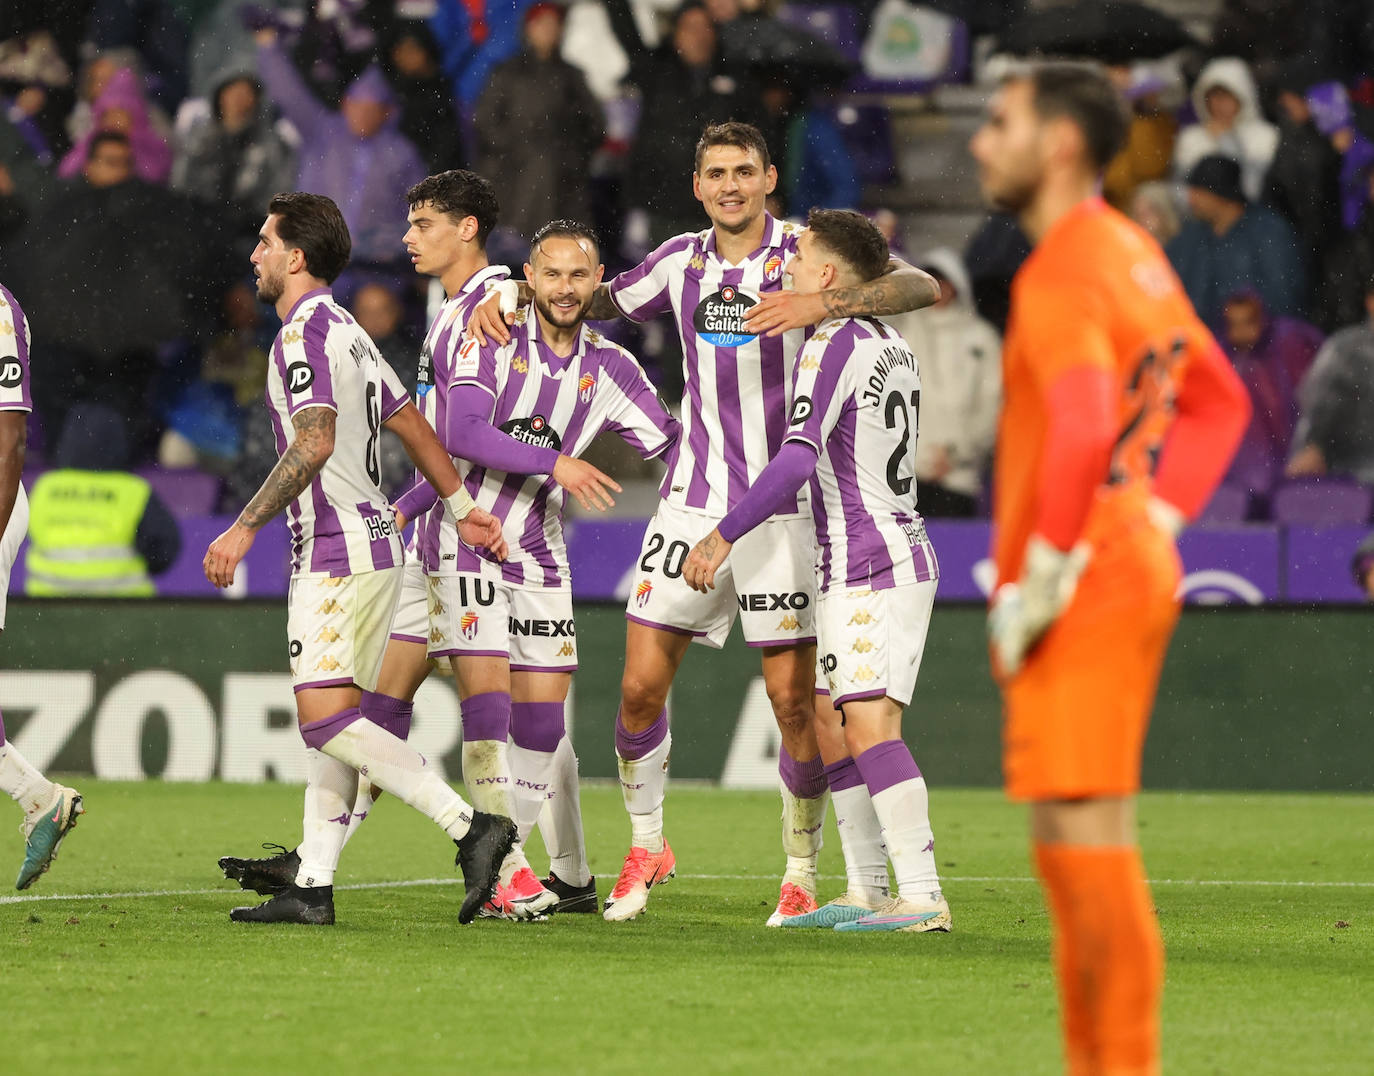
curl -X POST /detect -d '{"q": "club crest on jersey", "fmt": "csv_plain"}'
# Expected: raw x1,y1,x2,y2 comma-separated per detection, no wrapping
694,286,757,348
578,372,597,402
499,414,562,450
634,579,653,607
286,362,314,393
763,254,784,281
460,611,479,640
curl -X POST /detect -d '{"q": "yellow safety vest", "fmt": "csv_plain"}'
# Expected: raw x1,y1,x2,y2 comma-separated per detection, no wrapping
25,470,155,597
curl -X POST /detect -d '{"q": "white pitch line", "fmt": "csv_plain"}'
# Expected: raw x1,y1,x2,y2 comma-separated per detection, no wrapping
2,873,1371,906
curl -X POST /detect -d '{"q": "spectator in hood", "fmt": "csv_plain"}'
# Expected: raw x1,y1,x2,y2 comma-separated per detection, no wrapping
1219,288,1323,495
58,65,172,184
891,247,1001,518
254,26,425,268
475,2,603,241
1167,154,1304,330
25,402,181,597
1174,56,1278,203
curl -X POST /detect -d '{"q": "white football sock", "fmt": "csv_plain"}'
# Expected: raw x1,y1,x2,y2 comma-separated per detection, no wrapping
780,788,829,897
508,741,555,845
295,748,358,888
0,743,55,816
831,783,889,906
463,738,531,884
539,734,591,887
316,717,473,841
618,728,670,854
869,776,941,902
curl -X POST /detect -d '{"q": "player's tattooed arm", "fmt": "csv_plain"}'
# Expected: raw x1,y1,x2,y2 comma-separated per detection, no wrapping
240,406,336,529
585,284,621,321
821,257,940,319
205,406,334,588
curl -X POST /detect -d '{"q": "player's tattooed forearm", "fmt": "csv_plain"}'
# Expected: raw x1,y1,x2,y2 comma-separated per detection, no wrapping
697,532,719,559
822,266,936,319
238,407,335,529
586,285,620,321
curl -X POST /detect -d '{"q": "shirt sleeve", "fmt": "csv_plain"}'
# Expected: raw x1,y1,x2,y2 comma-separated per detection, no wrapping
603,350,680,461
782,333,849,454
717,441,818,544
608,236,691,323
279,309,337,416
445,384,560,475
379,358,409,422
450,328,502,397
0,287,33,413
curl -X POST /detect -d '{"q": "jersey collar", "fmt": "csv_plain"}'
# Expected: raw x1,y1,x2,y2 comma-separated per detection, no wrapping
284,287,331,323
457,263,510,298
702,212,785,262
526,308,588,375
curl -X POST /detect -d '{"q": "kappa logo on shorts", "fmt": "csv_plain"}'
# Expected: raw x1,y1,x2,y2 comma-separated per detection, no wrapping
286,361,314,393
0,359,22,387
850,637,874,653
854,664,876,682
634,579,653,607
315,627,341,643
847,610,874,626
316,599,341,615
315,656,342,672
556,641,575,657
460,611,479,640
777,614,800,631
429,626,445,644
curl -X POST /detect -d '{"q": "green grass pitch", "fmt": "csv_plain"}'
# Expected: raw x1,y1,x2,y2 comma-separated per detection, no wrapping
2,780,1369,1074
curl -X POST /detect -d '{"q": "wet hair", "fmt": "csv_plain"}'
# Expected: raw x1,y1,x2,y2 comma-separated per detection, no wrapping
694,121,771,172
530,219,600,262
267,191,351,284
805,208,890,283
1007,60,1130,172
406,170,500,246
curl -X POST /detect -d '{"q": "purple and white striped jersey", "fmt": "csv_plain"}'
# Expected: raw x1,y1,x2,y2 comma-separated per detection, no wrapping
410,264,510,561
266,289,409,577
784,317,939,592
608,214,805,517
436,307,678,588
0,284,33,414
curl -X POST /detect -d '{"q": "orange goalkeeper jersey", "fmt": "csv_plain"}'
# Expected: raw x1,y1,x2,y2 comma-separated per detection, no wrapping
992,198,1247,587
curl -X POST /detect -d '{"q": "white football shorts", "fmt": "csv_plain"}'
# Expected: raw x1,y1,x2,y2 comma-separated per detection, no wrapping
624,500,817,650
0,483,27,630
286,566,404,692
427,572,577,671
817,578,937,707
387,555,429,643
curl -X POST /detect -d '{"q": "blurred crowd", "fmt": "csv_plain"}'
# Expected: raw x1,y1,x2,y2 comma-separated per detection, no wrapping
0,0,1372,524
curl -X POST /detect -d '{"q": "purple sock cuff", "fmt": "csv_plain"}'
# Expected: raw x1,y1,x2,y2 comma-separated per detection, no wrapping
461,691,511,742
823,756,865,793
779,746,827,799
854,739,921,796
299,707,364,749
361,691,414,740
615,708,667,761
511,701,566,753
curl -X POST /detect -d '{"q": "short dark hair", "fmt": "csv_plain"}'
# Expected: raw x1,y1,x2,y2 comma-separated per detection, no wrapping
530,219,600,261
267,191,351,284
1010,61,1130,172
87,130,131,161
805,208,890,283
406,170,500,246
694,121,771,172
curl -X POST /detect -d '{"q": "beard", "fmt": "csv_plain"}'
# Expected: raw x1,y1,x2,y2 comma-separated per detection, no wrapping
534,291,591,329
980,167,1039,215
256,269,284,306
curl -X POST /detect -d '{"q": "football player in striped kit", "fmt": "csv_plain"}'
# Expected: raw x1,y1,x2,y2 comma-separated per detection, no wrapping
395,219,679,918
206,192,516,926
473,122,939,923
684,210,951,934
0,282,85,890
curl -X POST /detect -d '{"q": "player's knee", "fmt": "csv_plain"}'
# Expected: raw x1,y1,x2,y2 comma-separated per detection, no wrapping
619,672,669,727
767,685,813,731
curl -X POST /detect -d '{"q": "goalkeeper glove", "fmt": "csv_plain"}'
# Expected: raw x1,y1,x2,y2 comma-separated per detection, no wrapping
988,534,1091,678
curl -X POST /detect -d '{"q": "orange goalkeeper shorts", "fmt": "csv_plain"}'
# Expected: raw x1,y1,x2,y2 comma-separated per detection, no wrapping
1001,520,1182,802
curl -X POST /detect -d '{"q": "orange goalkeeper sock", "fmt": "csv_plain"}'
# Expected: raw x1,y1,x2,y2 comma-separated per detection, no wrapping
1035,842,1164,1076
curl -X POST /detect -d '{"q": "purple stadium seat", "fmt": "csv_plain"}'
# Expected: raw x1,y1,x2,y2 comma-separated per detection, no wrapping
1196,483,1250,526
137,467,222,519
1269,477,1374,526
